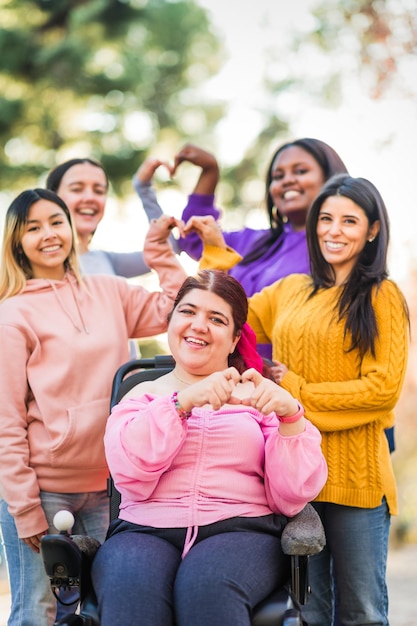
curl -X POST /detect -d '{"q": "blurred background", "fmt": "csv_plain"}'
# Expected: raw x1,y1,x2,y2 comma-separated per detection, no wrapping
0,0,416,568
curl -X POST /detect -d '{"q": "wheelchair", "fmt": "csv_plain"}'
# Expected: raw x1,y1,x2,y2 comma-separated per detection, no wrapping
41,355,326,626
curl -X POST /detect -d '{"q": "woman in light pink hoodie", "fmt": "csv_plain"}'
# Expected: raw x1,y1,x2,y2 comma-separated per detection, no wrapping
0,188,187,626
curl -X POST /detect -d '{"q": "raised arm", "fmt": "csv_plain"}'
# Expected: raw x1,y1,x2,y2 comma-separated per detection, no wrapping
142,214,187,300
133,157,181,254
172,144,222,260
173,144,220,196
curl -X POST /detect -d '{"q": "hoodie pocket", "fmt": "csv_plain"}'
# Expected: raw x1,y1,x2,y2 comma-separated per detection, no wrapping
49,398,109,470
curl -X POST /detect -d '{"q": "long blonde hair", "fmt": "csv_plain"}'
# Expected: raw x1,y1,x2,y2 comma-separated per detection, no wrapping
0,188,83,301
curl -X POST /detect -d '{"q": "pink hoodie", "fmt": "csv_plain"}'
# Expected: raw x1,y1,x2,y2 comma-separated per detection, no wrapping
0,225,186,538
106,395,328,556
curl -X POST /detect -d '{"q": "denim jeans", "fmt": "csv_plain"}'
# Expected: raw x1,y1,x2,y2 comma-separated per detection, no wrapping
92,514,290,626
0,491,109,626
302,499,391,626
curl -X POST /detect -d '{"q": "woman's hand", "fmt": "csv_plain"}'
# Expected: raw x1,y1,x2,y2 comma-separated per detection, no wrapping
239,368,298,416
176,367,305,433
177,367,242,411
23,531,48,554
172,144,219,195
146,214,185,242
183,215,227,248
270,360,289,384
135,157,174,183
172,144,219,176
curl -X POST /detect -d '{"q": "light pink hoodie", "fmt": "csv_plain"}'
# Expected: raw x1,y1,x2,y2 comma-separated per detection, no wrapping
106,394,328,556
0,224,186,538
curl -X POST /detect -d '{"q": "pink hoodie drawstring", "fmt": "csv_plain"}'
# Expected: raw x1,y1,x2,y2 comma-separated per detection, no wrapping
182,525,199,559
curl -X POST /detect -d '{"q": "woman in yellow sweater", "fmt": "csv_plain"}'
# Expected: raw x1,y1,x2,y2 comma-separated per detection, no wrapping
195,174,409,625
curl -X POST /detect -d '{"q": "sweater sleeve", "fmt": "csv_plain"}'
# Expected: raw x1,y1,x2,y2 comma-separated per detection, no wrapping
105,396,188,501
121,218,186,338
199,244,242,271
180,193,221,259
105,250,151,278
0,325,48,538
133,177,181,254
262,418,328,517
279,281,409,432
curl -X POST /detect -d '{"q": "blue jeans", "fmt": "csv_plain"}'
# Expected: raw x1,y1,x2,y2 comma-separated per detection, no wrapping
0,491,109,626
302,499,391,626
92,515,289,626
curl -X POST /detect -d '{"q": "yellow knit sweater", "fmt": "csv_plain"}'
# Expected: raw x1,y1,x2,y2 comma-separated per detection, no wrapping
199,244,242,271
246,273,409,514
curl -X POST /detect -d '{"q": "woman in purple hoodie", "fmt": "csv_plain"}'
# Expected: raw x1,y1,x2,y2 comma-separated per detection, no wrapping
135,138,348,360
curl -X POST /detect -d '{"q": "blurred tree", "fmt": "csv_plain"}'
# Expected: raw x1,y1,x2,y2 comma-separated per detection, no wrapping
3,0,415,214
213,0,417,214
219,112,289,214
0,0,225,193
295,0,417,100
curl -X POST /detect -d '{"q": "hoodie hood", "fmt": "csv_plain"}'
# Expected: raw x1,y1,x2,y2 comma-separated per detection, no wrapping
21,271,78,294
22,271,89,333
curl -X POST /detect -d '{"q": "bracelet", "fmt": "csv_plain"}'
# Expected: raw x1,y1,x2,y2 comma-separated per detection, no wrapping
277,401,304,424
171,391,192,420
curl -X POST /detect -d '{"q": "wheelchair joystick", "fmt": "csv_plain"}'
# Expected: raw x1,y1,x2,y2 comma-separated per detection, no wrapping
41,510,82,593
53,510,75,534
41,510,102,624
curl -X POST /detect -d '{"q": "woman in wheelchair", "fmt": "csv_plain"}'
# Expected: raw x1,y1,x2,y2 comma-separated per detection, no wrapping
92,269,328,625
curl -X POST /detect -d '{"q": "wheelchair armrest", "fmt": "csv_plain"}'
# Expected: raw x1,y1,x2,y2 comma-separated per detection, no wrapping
41,534,83,587
41,532,101,609
281,503,326,556
71,534,102,558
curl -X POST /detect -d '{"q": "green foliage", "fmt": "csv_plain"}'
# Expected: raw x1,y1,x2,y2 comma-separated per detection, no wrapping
2,0,414,212
0,0,224,193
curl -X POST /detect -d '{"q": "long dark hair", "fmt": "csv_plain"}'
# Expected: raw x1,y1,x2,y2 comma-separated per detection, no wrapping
240,138,348,266
46,158,109,192
168,270,248,373
306,174,399,356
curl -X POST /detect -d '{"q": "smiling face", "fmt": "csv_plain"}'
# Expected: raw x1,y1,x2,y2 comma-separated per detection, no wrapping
269,145,326,230
20,199,73,280
56,162,107,249
168,288,240,376
316,195,380,285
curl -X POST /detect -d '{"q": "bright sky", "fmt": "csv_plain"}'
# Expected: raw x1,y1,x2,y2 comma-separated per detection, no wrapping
94,0,416,283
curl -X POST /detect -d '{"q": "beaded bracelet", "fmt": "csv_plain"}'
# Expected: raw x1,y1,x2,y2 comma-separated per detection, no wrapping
171,391,192,420
277,401,304,424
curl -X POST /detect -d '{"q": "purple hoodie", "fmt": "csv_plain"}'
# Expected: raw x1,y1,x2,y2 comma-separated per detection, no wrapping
180,194,309,297
136,183,310,359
